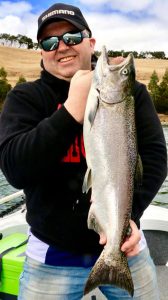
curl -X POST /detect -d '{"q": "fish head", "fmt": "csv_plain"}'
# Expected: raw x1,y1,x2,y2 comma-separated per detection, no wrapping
95,46,135,104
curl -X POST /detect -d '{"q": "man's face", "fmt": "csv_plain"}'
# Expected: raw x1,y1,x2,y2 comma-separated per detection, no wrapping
39,21,96,81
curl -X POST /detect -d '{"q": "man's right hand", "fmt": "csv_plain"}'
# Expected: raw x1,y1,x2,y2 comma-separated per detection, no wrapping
64,70,93,124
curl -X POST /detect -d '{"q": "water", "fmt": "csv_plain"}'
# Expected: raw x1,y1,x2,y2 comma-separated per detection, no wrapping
0,172,18,198
0,126,168,209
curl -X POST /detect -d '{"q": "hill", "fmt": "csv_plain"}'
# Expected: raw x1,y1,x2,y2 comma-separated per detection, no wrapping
1,45,168,87
0,45,41,86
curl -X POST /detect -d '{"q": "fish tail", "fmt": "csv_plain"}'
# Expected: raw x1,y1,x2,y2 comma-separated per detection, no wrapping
84,250,134,297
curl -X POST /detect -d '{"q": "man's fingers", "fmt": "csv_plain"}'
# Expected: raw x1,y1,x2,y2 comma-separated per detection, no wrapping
65,70,93,123
121,220,141,254
98,219,141,258
121,233,140,252
124,244,140,257
99,232,107,245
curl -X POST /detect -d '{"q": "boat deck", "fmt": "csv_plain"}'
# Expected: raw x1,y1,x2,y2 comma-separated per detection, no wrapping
0,199,167,300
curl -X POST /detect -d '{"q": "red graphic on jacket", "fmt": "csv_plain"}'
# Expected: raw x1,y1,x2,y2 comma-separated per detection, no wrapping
62,135,86,162
57,103,86,162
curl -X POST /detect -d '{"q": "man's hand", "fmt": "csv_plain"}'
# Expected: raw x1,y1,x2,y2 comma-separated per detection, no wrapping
121,220,141,257
99,220,141,257
64,70,93,124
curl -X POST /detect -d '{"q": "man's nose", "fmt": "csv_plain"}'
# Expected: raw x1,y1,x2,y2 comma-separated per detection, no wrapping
57,39,70,51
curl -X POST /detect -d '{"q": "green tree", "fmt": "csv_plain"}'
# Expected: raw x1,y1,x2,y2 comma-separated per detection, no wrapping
158,69,168,113
26,37,34,49
0,67,11,111
152,51,166,59
148,69,168,113
9,35,17,46
109,50,123,57
0,67,8,80
148,70,160,106
138,51,146,58
16,75,26,85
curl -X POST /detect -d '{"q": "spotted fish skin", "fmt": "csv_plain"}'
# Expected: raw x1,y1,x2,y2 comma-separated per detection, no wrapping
83,46,137,297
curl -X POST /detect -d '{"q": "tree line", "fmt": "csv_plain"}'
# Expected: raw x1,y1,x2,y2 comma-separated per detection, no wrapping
95,50,167,59
0,67,26,110
148,69,168,113
0,33,167,59
0,33,38,49
1,66,168,114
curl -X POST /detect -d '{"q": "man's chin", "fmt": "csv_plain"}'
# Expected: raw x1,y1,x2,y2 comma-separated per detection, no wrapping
55,73,73,81
54,69,77,81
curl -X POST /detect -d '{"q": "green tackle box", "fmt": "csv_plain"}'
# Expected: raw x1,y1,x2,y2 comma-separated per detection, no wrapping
0,233,27,297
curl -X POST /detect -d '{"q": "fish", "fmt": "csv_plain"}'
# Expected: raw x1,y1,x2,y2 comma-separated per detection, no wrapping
82,46,140,297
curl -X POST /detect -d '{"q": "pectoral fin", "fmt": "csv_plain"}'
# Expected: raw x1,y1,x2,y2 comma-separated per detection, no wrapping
82,168,92,193
87,88,99,126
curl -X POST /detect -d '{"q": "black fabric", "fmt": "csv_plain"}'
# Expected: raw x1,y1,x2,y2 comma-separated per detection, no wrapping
0,69,167,253
0,293,17,299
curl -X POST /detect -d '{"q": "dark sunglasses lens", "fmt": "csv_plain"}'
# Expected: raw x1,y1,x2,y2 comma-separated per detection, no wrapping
63,32,82,45
41,37,59,51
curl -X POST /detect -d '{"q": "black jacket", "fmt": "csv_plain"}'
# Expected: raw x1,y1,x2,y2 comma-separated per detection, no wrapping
0,70,167,253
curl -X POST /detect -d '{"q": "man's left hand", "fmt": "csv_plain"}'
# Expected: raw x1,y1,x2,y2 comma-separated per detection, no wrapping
121,220,141,257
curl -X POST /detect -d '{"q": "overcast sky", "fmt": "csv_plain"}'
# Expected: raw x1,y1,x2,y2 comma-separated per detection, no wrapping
0,0,168,56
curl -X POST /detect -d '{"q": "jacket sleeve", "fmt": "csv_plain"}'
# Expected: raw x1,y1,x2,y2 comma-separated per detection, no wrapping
131,81,167,227
0,82,82,189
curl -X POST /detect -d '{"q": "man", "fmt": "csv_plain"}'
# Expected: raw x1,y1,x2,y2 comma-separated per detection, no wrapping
0,3,167,300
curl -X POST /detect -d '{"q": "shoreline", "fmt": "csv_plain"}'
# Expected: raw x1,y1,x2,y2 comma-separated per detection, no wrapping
158,114,168,126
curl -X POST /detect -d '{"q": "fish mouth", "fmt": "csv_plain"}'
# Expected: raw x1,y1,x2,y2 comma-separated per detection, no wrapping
101,45,134,69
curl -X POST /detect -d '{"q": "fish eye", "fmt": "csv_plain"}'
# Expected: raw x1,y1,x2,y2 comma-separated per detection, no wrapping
121,68,129,75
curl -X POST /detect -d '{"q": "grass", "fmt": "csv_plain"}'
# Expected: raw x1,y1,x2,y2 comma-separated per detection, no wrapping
0,45,41,86
1,45,168,87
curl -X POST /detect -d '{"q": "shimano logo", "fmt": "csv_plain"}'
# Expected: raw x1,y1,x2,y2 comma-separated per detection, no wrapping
42,10,75,21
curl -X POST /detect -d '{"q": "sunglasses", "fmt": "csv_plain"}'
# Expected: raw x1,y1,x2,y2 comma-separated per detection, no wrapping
39,30,90,52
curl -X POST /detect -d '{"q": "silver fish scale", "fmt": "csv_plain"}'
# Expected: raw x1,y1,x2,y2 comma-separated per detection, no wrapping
83,47,136,296
87,96,136,248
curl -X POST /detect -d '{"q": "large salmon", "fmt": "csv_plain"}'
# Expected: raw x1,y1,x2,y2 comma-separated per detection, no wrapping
83,46,139,297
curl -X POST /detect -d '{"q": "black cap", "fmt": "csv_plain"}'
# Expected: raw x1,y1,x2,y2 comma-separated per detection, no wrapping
37,3,91,40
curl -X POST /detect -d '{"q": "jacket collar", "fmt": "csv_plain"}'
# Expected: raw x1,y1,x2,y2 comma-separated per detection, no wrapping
41,69,70,89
